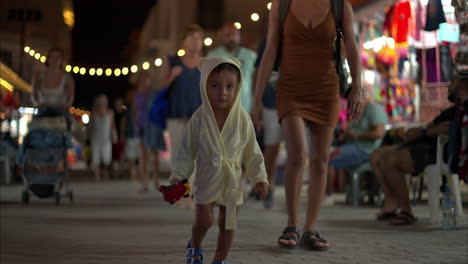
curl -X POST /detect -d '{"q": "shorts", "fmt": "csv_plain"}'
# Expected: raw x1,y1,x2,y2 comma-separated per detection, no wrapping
92,141,112,166
330,143,369,169
112,141,125,161
125,138,140,160
263,108,282,146
403,140,436,174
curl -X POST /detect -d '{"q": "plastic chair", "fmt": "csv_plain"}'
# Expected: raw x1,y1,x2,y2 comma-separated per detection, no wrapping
346,162,381,207
425,135,464,223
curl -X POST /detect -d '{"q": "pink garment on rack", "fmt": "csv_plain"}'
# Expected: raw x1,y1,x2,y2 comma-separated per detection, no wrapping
414,0,426,41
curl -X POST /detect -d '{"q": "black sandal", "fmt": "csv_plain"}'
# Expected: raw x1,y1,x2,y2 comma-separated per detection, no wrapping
278,226,301,249
390,211,417,225
376,211,398,221
299,230,329,251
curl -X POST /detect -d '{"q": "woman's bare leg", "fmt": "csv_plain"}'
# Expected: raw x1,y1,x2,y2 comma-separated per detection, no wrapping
138,144,149,192
302,122,333,247
278,116,308,246
152,150,160,189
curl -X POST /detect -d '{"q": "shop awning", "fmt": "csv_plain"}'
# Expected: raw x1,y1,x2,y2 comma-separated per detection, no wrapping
0,63,32,94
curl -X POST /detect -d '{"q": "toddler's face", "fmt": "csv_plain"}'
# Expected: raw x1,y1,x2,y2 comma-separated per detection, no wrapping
206,70,239,112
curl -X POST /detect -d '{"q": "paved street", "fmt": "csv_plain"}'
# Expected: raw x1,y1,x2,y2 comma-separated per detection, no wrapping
1,180,467,264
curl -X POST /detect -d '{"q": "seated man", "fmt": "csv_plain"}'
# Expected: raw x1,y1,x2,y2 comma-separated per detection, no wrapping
326,88,388,202
371,75,467,225
450,72,468,182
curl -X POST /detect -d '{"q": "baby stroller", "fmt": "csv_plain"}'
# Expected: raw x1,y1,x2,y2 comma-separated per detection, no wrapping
17,126,73,205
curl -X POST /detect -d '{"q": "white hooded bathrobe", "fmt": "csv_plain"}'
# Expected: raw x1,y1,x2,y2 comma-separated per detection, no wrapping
170,56,268,230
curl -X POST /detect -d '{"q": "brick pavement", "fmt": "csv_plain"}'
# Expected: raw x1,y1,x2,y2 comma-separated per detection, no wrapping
1,181,467,264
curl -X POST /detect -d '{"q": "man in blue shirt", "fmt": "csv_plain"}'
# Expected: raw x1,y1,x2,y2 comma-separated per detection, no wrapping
253,39,282,208
207,23,257,113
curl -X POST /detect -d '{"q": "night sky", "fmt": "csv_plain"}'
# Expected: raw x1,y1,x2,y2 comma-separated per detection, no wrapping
71,0,156,109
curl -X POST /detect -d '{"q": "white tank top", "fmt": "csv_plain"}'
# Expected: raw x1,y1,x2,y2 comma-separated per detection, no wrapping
37,72,68,106
91,112,112,143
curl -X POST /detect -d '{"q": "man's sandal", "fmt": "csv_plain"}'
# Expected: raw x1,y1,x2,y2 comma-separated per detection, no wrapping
390,211,417,225
299,230,329,251
185,240,204,264
278,226,301,249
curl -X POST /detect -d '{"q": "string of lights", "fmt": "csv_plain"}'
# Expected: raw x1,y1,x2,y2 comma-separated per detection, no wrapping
23,2,272,77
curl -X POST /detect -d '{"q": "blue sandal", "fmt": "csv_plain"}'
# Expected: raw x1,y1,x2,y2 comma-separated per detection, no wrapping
185,240,204,264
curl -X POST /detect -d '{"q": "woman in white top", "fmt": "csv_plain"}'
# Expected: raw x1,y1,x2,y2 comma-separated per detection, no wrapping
32,48,75,129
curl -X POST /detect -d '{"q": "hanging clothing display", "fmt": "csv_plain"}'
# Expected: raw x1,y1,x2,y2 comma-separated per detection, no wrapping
424,0,447,31
391,0,412,43
438,22,460,43
383,4,396,34
416,48,438,83
414,0,425,41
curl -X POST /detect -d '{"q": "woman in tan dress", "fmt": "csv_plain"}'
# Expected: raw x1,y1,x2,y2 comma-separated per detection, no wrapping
252,0,364,250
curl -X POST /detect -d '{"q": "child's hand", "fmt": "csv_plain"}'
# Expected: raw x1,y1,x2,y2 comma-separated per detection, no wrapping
170,178,180,185
255,182,268,200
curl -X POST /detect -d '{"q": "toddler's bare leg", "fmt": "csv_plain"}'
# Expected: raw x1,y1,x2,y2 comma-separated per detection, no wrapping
213,206,237,262
191,203,214,254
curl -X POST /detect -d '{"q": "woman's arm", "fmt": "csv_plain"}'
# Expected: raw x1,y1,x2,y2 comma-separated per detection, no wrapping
64,73,75,108
251,0,281,130
342,0,364,120
31,73,41,107
253,0,280,105
159,56,182,90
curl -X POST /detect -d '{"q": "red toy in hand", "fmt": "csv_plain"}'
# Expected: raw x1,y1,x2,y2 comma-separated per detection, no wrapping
159,179,191,204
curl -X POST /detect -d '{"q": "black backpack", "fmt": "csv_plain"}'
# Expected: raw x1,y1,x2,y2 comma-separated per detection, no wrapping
277,0,349,97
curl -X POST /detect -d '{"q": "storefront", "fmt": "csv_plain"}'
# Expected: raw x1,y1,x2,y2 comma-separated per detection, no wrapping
351,0,466,125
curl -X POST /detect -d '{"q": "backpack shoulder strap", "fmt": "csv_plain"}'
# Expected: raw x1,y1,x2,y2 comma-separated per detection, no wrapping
279,0,291,34
331,0,344,38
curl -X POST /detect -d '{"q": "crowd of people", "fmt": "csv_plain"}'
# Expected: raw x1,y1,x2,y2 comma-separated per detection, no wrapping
22,0,468,263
